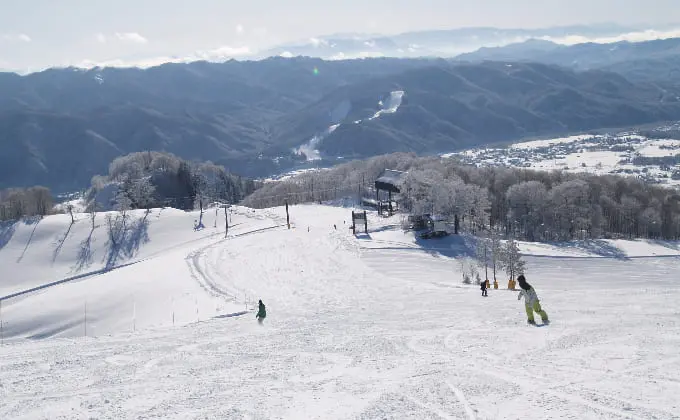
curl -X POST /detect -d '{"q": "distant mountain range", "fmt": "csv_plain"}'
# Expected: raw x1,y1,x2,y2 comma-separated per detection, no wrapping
0,58,435,191
454,37,680,84
261,24,646,60
3,55,680,193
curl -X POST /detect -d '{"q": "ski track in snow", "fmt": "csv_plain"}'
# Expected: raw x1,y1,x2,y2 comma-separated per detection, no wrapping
1,205,680,419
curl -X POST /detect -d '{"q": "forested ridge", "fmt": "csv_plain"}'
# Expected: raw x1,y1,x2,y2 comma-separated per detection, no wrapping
244,153,680,241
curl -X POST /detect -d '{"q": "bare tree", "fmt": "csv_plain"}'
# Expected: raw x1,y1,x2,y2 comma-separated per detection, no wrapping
114,187,132,229
27,186,53,217
460,259,471,284
6,189,25,220
105,213,123,248
468,263,480,285
66,204,75,225
89,200,99,230
490,230,503,282
475,236,491,281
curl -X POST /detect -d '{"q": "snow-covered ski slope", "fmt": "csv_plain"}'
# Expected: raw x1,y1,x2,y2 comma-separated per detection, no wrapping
1,204,680,419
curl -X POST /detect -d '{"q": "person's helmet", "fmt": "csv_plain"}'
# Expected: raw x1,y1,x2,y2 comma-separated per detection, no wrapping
517,275,526,283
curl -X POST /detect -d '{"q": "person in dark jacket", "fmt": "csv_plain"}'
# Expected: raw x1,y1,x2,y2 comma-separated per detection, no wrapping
480,280,488,297
256,300,266,324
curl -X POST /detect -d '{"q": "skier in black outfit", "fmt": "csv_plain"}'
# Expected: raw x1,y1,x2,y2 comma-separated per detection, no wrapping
256,300,266,324
480,280,488,297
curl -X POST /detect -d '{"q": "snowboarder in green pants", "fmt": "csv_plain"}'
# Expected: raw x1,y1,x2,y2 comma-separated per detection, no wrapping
517,275,549,325
256,300,266,324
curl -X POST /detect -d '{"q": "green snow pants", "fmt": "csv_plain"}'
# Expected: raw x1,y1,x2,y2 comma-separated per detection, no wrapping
525,301,548,323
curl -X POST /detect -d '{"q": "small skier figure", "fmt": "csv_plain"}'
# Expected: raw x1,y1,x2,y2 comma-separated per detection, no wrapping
480,280,488,297
517,275,549,325
256,299,266,324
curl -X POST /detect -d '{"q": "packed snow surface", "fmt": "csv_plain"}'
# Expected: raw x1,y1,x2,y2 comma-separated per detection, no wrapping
1,204,679,419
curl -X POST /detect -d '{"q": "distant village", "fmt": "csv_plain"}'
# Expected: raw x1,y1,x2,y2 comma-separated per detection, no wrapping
450,131,680,188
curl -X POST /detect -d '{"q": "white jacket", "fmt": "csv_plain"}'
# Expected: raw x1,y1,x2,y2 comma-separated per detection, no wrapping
518,287,539,305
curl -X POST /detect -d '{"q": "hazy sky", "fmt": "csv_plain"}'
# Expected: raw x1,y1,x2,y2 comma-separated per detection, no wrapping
0,0,678,71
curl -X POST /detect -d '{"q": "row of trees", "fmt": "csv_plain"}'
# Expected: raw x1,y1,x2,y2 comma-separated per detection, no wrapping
1,151,259,223
0,186,54,221
458,236,526,285
242,154,414,208
244,152,680,241
469,236,525,283
88,151,259,213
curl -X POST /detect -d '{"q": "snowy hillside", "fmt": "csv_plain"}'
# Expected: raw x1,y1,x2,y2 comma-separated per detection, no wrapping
445,131,680,188
2,204,680,418
294,91,405,161
0,206,282,339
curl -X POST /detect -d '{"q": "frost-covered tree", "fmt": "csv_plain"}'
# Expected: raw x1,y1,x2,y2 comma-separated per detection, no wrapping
639,207,662,238
240,152,680,241
547,179,591,240
0,186,54,221
506,181,548,241
129,177,156,216
500,238,525,281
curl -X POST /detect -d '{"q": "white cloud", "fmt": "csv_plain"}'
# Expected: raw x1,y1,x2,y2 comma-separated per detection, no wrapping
235,24,244,35
95,32,148,44
74,44,253,70
114,32,148,44
280,51,294,58
1,33,31,43
328,51,385,60
309,37,329,48
193,45,252,60
543,28,680,46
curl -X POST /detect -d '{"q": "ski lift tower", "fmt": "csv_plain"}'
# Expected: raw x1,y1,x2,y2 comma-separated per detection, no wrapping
375,169,407,216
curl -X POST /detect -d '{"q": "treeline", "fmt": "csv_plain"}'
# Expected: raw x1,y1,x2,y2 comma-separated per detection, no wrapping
639,128,680,140
243,153,680,241
242,154,416,209
0,186,53,221
87,151,259,212
629,154,680,167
